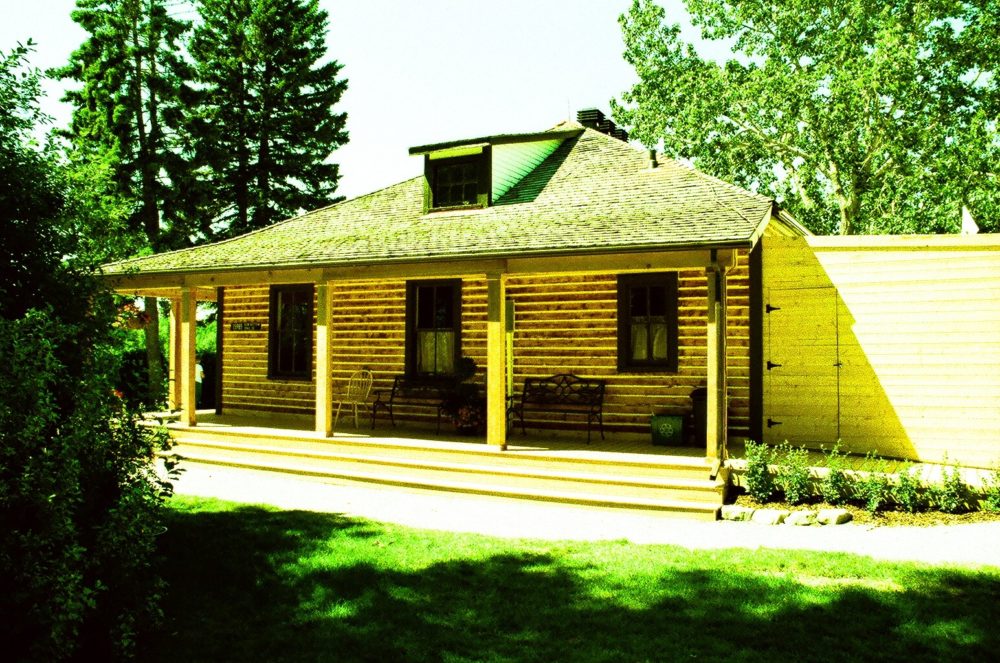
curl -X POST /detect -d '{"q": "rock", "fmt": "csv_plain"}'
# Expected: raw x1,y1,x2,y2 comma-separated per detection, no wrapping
786,510,817,526
817,509,853,525
720,505,756,521
751,508,789,525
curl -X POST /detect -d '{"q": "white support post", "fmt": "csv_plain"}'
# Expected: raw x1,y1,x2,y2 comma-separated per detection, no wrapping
168,298,182,411
705,262,728,461
486,272,508,449
315,282,333,436
179,287,197,426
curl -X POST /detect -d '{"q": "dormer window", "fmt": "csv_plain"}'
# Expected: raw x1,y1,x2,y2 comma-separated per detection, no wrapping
424,146,491,211
410,128,578,212
432,157,480,207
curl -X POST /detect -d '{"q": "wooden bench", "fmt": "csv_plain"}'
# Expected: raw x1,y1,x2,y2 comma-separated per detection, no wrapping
370,375,460,432
510,374,606,443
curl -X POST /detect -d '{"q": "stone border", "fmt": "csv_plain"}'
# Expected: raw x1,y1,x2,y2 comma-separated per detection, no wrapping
720,505,852,526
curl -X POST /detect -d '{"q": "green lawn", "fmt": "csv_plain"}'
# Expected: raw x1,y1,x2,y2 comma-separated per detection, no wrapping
146,496,1000,662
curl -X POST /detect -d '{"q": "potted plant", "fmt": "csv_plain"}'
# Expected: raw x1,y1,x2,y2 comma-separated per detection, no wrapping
442,357,484,434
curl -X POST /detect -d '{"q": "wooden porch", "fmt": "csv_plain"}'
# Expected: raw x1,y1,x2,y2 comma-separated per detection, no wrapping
136,247,739,462
159,412,729,519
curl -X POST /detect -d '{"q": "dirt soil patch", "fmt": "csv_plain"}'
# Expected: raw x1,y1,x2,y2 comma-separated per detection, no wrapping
732,491,1000,527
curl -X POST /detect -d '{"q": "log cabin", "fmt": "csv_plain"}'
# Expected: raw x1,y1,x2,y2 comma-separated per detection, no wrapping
103,111,1000,469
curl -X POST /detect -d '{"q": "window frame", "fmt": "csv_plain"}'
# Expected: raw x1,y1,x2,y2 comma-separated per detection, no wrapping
405,279,462,377
267,284,314,381
616,273,679,373
424,148,491,211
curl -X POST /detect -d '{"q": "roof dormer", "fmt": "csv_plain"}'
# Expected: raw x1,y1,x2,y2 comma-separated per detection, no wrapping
423,144,492,212
409,127,581,213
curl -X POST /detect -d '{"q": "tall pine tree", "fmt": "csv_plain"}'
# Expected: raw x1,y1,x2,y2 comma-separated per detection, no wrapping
58,0,196,403
189,0,348,236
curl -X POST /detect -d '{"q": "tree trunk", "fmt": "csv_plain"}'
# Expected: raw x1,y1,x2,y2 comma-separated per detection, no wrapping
235,61,250,234
131,10,165,404
837,191,861,235
252,61,272,230
143,296,164,404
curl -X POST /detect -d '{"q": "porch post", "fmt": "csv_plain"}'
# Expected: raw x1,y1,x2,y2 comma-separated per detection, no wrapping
705,257,728,461
168,297,182,410
315,282,333,436
179,287,197,426
486,272,508,450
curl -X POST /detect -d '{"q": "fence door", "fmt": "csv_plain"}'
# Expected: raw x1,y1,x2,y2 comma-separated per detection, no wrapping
763,286,840,446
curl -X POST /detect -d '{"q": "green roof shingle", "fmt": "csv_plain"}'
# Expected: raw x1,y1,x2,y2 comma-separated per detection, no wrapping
103,126,775,276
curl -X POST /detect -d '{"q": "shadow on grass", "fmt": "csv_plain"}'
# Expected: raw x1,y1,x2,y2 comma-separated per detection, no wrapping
146,503,1000,662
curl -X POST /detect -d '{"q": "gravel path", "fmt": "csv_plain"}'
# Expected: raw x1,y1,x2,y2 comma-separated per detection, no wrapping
166,463,1000,568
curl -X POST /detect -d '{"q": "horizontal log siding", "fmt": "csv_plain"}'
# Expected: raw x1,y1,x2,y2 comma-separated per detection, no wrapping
221,259,751,437
221,285,316,414
763,235,1000,468
506,260,750,437
328,278,488,427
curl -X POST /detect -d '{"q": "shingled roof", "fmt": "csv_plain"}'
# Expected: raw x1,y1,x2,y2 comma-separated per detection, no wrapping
103,124,778,276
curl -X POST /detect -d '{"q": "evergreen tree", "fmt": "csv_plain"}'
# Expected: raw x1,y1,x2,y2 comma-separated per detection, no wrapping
57,0,196,403
189,0,348,236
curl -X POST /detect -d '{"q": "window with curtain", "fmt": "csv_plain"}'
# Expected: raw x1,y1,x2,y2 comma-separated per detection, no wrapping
617,273,678,372
407,280,461,376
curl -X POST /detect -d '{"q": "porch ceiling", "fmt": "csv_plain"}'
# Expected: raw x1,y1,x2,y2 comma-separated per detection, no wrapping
114,286,218,301
105,247,741,292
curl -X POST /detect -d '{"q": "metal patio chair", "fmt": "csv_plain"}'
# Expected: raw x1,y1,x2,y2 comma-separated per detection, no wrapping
333,369,374,429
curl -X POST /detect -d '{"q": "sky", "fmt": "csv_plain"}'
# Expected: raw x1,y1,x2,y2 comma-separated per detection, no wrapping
1,0,727,201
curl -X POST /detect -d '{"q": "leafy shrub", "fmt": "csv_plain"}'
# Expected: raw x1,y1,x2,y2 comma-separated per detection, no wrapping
743,441,777,502
1,307,175,662
819,441,851,505
1,48,174,661
982,467,1000,512
928,461,968,514
855,451,890,514
776,442,812,505
892,463,924,513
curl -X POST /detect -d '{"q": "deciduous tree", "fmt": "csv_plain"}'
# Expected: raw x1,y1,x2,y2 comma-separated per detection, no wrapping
1,43,172,662
614,0,999,234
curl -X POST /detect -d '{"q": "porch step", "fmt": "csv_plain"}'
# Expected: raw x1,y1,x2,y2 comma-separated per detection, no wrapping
164,432,723,520
167,426,714,480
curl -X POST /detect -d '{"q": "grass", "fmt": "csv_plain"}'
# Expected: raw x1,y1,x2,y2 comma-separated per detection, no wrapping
145,496,1000,662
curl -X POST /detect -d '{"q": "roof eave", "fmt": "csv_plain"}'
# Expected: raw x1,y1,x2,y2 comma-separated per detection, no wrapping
408,128,583,156
99,237,756,284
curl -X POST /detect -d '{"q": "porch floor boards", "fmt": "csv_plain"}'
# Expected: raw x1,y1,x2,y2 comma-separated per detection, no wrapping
161,412,725,519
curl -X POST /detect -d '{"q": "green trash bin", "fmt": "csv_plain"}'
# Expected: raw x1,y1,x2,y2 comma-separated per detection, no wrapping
650,414,684,446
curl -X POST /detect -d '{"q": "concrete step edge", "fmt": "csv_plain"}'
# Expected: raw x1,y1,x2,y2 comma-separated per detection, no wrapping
167,453,722,515
167,441,722,492
167,429,712,473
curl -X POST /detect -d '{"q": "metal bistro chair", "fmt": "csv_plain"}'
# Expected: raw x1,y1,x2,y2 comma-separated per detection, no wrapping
333,369,374,429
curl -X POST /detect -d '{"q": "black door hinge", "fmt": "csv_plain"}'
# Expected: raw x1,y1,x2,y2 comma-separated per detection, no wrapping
766,304,781,313
767,418,782,428
766,360,782,370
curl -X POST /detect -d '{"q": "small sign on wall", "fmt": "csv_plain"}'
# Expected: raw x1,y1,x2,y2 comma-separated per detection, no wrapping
230,322,262,331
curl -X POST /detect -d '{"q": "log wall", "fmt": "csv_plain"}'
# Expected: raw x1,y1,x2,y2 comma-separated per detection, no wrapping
221,285,317,414
219,255,752,436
